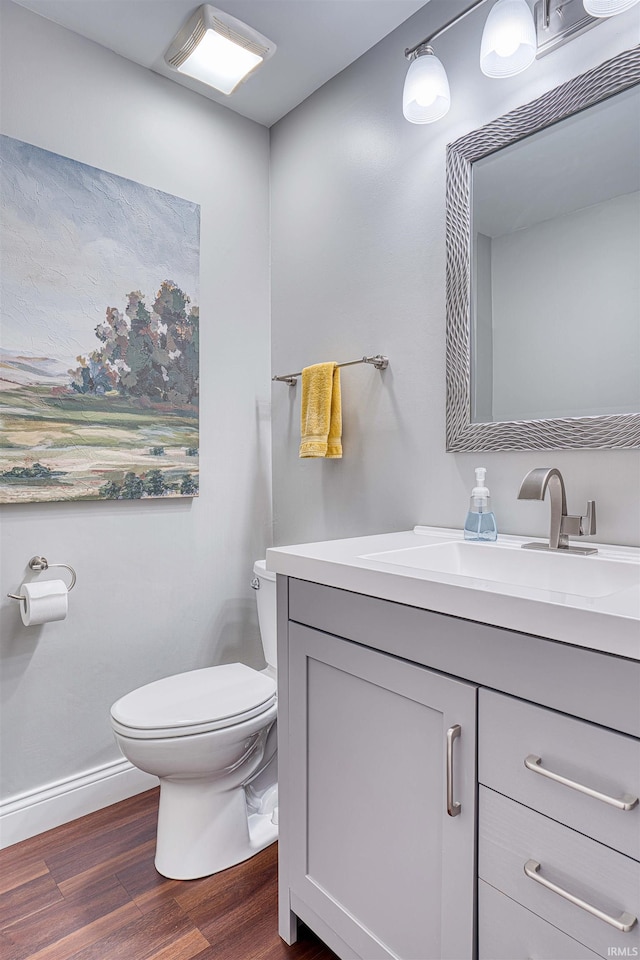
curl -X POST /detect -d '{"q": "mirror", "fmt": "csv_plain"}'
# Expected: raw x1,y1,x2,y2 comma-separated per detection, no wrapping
446,46,640,451
472,86,639,424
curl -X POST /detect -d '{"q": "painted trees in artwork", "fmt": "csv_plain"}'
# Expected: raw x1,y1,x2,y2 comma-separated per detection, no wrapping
69,280,199,406
98,468,200,500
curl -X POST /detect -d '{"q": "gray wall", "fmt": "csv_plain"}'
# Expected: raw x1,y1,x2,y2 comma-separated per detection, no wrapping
491,192,640,421
0,1,271,800
270,0,640,548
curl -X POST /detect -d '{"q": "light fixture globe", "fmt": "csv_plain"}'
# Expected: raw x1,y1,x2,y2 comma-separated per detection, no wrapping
480,0,536,78
403,46,451,124
583,0,640,15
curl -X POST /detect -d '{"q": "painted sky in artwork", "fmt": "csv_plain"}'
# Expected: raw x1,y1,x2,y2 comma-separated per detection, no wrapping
0,136,200,365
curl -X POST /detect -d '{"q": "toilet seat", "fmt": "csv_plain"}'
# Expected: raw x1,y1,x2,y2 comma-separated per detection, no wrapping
110,663,276,740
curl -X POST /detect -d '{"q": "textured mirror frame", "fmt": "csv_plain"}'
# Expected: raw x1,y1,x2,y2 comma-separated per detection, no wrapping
446,45,640,451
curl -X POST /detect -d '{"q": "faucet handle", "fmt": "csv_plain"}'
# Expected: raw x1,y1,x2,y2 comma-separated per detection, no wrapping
581,500,596,537
560,500,597,539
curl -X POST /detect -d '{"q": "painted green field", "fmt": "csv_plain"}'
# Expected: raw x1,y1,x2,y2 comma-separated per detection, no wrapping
0,386,199,502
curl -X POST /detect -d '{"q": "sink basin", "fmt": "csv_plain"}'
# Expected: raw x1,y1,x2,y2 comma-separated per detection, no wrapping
361,540,639,599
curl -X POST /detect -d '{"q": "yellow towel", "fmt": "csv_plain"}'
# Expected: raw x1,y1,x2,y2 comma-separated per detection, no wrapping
299,362,342,459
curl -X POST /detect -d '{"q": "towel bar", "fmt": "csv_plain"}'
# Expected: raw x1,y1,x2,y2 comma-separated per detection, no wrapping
272,354,388,385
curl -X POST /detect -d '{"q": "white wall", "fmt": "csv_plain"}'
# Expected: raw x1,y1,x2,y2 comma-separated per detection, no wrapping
270,0,640,548
0,1,271,817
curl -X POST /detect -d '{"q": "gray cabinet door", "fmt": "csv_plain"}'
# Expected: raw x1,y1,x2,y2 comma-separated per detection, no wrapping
287,623,477,960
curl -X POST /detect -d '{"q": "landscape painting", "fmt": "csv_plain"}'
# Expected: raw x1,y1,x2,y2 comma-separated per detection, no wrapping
0,136,200,503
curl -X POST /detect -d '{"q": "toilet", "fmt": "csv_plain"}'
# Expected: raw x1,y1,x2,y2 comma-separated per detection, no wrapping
110,560,278,880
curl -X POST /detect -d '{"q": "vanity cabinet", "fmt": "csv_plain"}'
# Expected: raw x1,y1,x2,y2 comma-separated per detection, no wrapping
276,576,640,960
286,623,476,960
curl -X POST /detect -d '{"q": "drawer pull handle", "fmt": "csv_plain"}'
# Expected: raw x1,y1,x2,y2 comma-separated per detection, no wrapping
524,755,638,811
446,724,461,817
524,859,637,933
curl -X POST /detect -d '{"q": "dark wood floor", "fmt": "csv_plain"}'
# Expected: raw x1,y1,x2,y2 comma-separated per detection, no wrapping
0,788,338,960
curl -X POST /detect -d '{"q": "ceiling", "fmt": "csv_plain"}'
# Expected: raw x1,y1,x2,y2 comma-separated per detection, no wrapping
12,0,429,126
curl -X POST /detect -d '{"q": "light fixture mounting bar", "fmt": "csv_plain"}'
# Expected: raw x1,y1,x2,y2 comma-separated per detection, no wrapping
405,0,491,59
534,0,600,57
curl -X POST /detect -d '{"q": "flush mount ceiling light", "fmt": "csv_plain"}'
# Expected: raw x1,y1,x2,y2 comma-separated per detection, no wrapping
403,0,639,123
164,4,276,95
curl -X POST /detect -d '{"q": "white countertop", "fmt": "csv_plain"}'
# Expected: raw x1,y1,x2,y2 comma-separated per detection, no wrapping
267,526,640,661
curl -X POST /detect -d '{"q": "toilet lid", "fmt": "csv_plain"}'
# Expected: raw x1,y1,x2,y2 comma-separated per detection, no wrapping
110,663,276,739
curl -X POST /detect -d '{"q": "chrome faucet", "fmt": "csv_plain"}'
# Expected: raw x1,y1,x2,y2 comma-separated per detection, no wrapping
517,467,597,555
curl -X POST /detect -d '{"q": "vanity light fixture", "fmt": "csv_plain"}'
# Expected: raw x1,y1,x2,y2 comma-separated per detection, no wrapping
583,0,640,14
535,0,639,56
164,4,276,95
404,0,487,123
480,0,537,77
402,44,451,123
403,0,639,123
403,0,534,122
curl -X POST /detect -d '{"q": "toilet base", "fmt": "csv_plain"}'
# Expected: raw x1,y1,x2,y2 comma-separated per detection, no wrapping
247,809,279,857
154,776,278,880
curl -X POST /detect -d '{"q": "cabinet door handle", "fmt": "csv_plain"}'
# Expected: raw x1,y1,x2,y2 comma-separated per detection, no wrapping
524,755,638,811
524,859,637,933
446,724,461,817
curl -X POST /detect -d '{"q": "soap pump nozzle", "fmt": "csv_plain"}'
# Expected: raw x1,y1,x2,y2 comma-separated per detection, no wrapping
470,467,490,508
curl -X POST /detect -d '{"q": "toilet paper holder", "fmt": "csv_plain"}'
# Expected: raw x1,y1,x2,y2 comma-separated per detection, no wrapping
7,556,77,601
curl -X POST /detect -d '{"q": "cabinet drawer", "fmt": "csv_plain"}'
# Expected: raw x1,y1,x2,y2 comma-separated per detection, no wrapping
479,880,601,959
479,689,640,858
479,787,640,959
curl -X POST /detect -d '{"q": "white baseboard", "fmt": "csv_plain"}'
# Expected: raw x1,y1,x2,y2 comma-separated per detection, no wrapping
0,759,157,849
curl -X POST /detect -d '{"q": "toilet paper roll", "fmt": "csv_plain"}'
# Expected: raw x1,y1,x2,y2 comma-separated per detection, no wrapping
20,579,68,626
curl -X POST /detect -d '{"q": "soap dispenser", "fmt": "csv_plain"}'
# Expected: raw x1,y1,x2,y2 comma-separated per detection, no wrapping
464,467,498,542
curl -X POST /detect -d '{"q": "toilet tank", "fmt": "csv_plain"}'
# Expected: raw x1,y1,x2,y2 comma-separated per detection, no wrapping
253,560,277,672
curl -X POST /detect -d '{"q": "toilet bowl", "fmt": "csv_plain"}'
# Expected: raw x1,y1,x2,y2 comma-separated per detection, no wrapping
110,560,278,880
